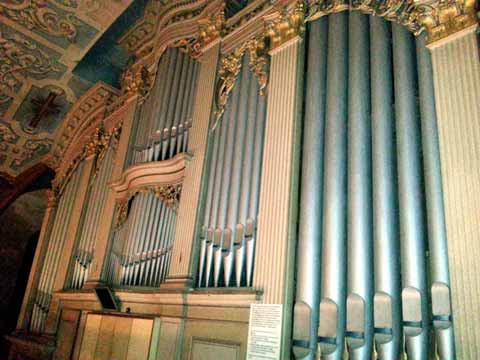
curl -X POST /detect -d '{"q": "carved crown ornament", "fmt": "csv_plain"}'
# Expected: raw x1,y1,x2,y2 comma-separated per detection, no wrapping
212,36,270,131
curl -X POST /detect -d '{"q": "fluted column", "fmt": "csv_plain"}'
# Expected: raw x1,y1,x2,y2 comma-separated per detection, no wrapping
428,25,480,359
252,34,304,359
84,101,138,287
16,192,57,330
165,43,220,287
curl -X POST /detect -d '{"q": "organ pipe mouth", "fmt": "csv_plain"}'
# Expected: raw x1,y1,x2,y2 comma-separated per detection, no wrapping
401,287,424,337
431,282,453,330
292,301,313,359
373,292,394,344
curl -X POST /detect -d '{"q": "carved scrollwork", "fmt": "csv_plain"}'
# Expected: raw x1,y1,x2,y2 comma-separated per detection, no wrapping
247,37,269,96
0,29,63,100
0,1,80,41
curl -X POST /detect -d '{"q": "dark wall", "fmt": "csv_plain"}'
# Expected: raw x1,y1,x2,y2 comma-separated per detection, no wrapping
0,190,46,357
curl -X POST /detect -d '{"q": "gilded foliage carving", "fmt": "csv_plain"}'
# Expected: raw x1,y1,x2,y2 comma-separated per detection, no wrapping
266,1,305,49
120,64,153,103
306,0,478,42
212,36,269,131
115,184,182,228
0,0,80,41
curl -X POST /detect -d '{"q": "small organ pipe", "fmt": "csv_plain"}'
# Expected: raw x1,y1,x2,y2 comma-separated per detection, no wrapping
392,23,429,359
318,12,348,359
292,17,328,360
370,16,402,360
223,55,251,286
205,97,232,286
246,81,267,287
235,68,259,287
214,76,242,287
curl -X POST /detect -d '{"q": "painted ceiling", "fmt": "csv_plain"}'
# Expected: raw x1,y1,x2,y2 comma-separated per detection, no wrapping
0,0,151,179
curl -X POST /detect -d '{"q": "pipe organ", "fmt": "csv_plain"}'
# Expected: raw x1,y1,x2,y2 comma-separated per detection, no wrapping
68,145,116,290
9,1,479,358
128,47,199,167
293,13,455,360
198,52,267,288
30,163,85,333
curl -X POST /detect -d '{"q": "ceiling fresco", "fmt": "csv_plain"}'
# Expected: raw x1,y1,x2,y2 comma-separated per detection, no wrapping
0,0,137,179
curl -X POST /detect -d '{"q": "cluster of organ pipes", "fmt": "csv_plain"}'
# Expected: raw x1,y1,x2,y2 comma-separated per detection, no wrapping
68,146,115,290
30,163,84,333
292,13,454,360
106,191,177,287
128,47,199,166
198,53,267,288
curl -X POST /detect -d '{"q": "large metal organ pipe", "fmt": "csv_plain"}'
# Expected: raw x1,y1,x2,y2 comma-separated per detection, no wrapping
30,163,84,333
416,34,455,359
198,52,266,288
128,47,199,165
346,12,373,360
293,13,455,360
69,146,115,289
370,16,402,360
318,12,348,359
392,24,429,358
107,192,178,287
292,17,328,360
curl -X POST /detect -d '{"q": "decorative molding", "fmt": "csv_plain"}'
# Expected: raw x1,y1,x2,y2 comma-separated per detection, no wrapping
109,152,190,203
306,0,478,43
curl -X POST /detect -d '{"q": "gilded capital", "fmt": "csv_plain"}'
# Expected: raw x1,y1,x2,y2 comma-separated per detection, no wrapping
266,1,306,50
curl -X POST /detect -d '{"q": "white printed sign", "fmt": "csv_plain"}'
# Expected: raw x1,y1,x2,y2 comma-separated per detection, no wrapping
246,304,283,360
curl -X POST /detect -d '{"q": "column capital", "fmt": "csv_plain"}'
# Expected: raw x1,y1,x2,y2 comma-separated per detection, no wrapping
427,23,478,50
265,0,305,51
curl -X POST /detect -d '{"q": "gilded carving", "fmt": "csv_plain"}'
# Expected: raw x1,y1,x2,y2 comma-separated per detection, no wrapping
0,1,80,41
120,63,153,102
115,184,182,228
212,36,269,130
266,1,305,49
306,0,478,43
247,36,269,96
212,47,243,130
